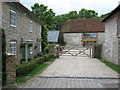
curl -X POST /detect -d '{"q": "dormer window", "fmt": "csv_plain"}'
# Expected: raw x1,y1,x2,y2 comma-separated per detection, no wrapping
10,10,17,27
29,20,32,32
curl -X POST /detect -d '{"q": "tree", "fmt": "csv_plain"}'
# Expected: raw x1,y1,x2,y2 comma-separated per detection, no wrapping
41,25,48,53
53,9,99,30
100,12,111,18
78,8,98,19
31,3,55,30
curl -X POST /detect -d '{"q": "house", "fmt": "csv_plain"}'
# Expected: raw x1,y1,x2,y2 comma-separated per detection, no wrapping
61,19,105,48
102,4,120,65
0,2,42,64
48,30,60,43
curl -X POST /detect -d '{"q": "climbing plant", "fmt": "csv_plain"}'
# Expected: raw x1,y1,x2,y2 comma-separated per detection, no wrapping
41,25,49,53
58,32,66,46
1,28,6,85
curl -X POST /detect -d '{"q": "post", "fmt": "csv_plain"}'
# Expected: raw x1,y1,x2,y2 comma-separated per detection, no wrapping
6,54,16,85
92,45,95,58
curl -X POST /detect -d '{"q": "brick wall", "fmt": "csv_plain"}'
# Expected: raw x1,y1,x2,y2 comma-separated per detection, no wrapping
6,55,16,84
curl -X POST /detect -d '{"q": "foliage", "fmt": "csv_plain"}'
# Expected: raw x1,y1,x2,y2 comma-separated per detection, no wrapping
28,43,33,47
41,25,48,53
1,28,6,85
53,8,99,30
97,58,120,74
78,8,98,19
44,46,50,54
16,54,54,77
31,3,55,30
16,64,49,83
58,32,66,46
20,43,26,48
100,12,111,18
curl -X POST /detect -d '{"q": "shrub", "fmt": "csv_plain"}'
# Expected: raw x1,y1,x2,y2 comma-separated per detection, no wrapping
1,28,6,85
16,54,54,77
44,46,49,54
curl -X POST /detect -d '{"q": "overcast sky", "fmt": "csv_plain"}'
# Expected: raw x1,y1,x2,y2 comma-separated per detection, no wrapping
20,0,120,16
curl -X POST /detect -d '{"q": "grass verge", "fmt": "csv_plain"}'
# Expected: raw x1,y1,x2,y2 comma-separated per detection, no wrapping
47,58,56,62
16,64,49,84
97,58,120,74
16,58,57,84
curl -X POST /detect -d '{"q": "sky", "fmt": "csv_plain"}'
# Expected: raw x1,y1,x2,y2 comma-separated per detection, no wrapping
20,0,120,16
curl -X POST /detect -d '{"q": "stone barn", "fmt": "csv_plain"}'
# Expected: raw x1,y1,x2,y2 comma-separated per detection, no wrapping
102,4,120,65
61,19,105,48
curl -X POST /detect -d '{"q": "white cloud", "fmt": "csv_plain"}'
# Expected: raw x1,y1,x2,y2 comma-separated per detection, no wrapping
20,0,120,16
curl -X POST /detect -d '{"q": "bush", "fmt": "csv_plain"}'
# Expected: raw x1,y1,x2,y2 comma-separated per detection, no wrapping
1,28,6,85
16,54,54,77
44,46,49,54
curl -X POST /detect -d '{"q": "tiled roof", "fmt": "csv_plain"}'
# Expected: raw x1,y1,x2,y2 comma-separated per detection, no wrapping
61,19,105,33
48,30,60,42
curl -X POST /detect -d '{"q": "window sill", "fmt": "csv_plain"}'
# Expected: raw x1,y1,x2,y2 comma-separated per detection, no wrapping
29,31,32,33
10,25,16,27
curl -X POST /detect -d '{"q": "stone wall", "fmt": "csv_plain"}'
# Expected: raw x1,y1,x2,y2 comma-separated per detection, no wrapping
6,55,16,84
2,3,41,63
101,12,119,65
118,38,120,66
0,2,2,27
0,29,2,88
97,32,105,45
64,33,82,48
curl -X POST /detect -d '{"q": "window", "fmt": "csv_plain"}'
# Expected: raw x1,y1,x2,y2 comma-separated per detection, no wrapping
40,26,42,34
83,33,97,39
29,20,32,32
10,41,17,55
10,10,17,27
118,18,120,37
29,47,32,54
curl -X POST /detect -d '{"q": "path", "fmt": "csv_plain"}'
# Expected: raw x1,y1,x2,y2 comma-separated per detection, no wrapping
18,55,119,88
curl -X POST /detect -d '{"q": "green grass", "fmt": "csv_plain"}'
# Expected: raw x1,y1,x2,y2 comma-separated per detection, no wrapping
97,58,120,74
16,58,57,84
47,58,56,62
16,64,49,84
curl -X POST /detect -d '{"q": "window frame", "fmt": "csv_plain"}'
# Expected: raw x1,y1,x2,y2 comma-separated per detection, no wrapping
29,20,32,32
10,41,17,55
10,10,17,27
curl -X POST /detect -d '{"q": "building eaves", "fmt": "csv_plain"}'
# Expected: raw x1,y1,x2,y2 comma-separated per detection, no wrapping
102,5,120,22
7,2,42,25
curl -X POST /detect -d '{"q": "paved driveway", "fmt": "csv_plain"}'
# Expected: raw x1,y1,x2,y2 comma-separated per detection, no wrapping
39,56,118,78
18,55,119,88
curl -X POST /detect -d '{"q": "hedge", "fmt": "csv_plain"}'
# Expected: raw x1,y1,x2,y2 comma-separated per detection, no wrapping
1,28,6,85
16,54,54,77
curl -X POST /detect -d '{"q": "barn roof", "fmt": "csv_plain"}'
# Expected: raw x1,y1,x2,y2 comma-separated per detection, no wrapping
61,19,105,33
